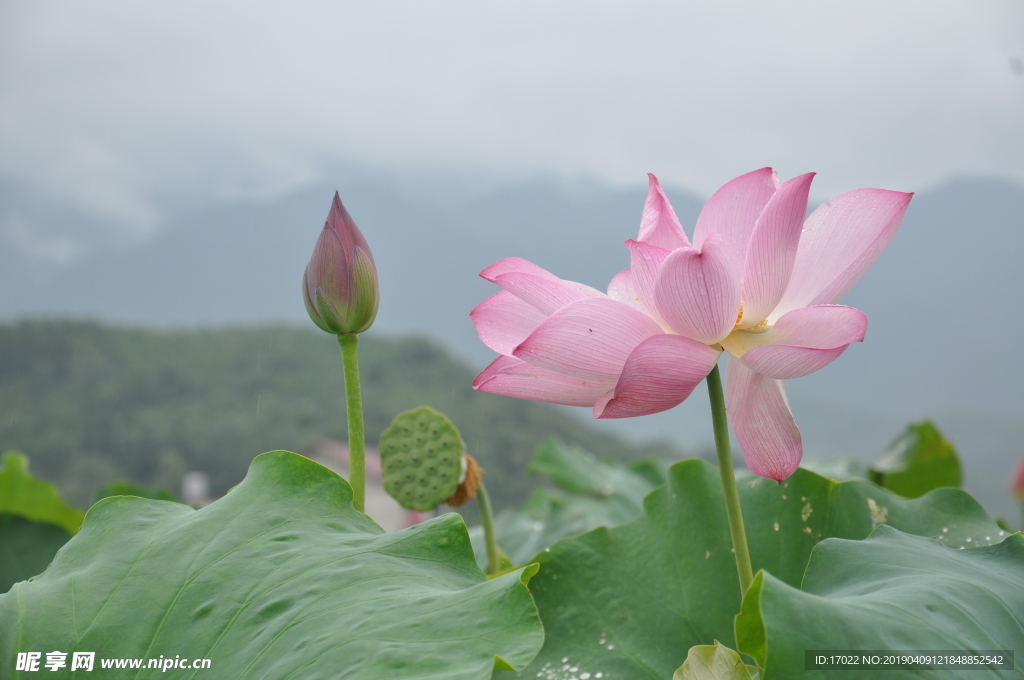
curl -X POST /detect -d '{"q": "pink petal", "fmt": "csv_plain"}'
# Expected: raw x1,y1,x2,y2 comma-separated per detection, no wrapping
738,173,814,328
692,168,778,271
771,189,913,320
726,358,801,482
740,345,848,381
652,233,741,344
731,305,867,379
638,173,691,250
595,335,721,418
607,267,644,311
306,224,350,304
470,291,549,356
764,305,868,347
480,257,561,283
625,239,671,323
472,356,614,406
486,265,604,315
513,298,663,381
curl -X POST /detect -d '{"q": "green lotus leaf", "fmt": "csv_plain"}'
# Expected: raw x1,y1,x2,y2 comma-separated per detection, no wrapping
869,421,962,498
0,451,83,534
470,486,642,570
674,641,755,680
0,451,84,593
470,439,663,570
736,526,1024,679
0,516,73,595
497,460,1006,679
527,437,659,501
1,450,543,679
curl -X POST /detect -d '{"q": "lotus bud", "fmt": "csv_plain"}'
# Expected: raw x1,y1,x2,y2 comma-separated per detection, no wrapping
303,192,379,335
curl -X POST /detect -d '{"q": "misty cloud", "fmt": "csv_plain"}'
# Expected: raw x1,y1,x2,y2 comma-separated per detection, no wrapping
1,1,1022,244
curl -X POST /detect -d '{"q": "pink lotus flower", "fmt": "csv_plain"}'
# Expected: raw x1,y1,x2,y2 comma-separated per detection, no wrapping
471,169,912,481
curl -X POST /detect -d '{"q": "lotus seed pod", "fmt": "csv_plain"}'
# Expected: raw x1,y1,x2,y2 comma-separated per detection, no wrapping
379,406,464,511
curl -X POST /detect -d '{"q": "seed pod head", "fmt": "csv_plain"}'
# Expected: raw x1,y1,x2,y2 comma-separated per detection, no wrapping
379,406,464,511
303,192,379,335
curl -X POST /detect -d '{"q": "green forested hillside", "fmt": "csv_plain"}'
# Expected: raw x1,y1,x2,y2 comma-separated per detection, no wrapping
0,321,678,509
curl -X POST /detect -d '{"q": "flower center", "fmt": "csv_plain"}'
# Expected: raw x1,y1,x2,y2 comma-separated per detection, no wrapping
720,323,773,358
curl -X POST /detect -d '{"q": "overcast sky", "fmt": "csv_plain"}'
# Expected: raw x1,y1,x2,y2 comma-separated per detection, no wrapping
2,1,1023,242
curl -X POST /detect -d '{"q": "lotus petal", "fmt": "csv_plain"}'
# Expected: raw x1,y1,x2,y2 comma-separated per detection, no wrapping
595,335,721,418
653,233,741,344
638,173,691,250
472,356,613,407
692,167,778,271
513,298,663,381
738,173,814,328
488,270,604,316
471,291,549,356
726,358,802,482
722,305,866,379
607,267,644,311
771,189,912,320
625,239,671,323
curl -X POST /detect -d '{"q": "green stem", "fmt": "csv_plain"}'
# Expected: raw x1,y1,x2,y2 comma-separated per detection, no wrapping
338,333,366,513
706,364,755,595
477,481,501,575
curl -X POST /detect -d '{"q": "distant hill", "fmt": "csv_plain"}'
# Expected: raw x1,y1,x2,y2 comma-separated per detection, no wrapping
1,171,1022,519
0,321,678,509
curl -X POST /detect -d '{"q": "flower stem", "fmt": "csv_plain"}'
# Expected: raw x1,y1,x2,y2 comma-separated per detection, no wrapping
476,481,501,575
338,333,365,513
706,363,755,595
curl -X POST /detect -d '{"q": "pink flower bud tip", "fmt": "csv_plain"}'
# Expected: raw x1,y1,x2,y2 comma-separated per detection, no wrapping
303,192,379,335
